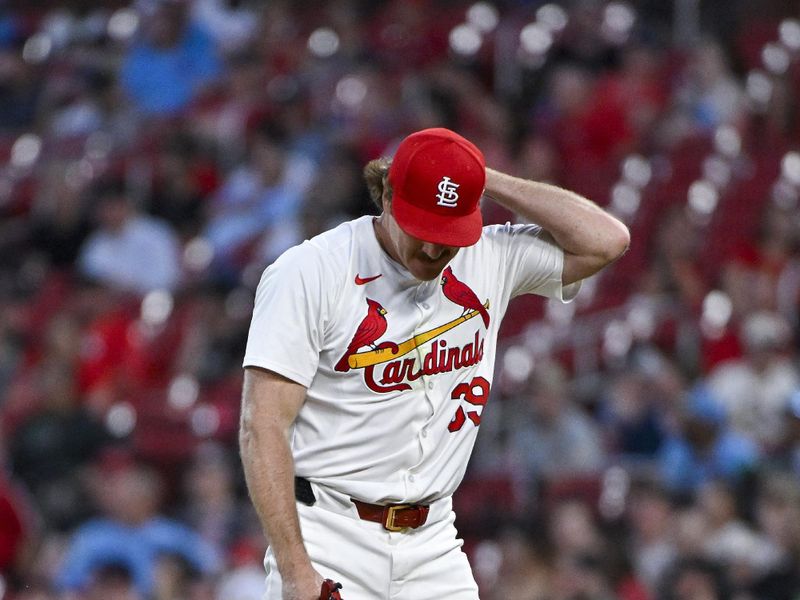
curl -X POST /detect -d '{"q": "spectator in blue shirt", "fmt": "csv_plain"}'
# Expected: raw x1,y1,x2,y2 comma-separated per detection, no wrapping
204,122,316,273
121,0,222,116
659,385,759,493
56,458,221,597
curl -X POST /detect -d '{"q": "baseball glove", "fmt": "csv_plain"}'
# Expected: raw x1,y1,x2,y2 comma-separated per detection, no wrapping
320,579,343,600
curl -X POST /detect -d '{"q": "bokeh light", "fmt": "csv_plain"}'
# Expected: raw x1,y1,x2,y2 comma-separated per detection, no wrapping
308,27,340,58
466,2,499,33
611,182,641,218
688,180,720,216
781,151,800,185
762,42,790,75
779,18,800,51
108,8,139,41
449,23,483,56
141,290,174,326
519,22,553,56
106,402,137,438
622,154,652,188
536,4,568,33
502,345,534,383
168,374,200,410
10,134,42,169
22,33,52,63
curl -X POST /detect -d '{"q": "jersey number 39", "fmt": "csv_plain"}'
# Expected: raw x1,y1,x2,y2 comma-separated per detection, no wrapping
448,377,491,432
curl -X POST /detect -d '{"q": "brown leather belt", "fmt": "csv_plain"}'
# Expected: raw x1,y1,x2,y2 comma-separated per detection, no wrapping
352,499,430,532
294,477,430,532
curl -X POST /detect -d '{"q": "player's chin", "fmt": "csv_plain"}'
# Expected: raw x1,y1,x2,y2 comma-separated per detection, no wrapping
409,258,452,281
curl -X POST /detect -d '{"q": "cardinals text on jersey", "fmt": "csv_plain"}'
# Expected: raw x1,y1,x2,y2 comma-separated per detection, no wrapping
335,266,490,393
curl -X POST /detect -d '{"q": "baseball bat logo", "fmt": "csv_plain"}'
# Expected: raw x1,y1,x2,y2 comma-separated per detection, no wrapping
337,269,491,393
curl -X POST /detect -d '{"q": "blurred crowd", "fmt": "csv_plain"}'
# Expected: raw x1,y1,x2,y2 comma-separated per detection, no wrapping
1,0,800,599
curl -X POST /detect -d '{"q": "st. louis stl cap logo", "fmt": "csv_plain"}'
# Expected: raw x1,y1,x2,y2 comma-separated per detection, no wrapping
436,176,460,208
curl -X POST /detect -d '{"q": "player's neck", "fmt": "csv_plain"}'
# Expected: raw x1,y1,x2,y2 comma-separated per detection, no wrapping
372,215,403,267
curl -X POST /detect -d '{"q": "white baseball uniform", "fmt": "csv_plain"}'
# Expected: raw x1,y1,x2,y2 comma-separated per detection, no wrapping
243,214,579,599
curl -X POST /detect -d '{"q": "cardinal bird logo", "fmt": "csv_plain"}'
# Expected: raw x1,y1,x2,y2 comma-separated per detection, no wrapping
335,298,389,372
440,266,490,328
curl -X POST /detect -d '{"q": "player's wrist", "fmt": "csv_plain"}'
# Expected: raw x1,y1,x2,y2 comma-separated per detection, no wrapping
482,167,502,197
278,553,316,580
482,168,521,207
280,562,323,600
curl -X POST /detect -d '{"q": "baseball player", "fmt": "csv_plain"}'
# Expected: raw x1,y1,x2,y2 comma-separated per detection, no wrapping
240,128,629,599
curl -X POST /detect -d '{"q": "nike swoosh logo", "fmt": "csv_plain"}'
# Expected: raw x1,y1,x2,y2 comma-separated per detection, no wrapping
354,274,382,285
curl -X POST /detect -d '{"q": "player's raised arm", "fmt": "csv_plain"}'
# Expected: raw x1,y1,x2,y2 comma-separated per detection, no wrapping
483,168,630,285
239,367,323,600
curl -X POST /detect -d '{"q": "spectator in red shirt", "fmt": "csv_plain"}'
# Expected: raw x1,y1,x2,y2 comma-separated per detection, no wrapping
0,471,37,578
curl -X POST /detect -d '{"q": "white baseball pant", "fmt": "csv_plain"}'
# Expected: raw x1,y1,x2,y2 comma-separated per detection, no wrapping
262,484,480,599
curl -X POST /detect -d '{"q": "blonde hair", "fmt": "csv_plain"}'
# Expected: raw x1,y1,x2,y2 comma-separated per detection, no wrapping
363,157,392,210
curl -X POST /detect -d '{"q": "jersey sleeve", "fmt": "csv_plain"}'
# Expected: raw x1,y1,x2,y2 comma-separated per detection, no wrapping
486,222,581,302
242,244,330,387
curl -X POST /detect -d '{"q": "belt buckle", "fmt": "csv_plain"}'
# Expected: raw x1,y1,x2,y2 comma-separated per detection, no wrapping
383,504,412,532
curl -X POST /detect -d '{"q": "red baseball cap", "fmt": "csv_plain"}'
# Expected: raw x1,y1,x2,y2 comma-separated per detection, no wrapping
388,128,486,247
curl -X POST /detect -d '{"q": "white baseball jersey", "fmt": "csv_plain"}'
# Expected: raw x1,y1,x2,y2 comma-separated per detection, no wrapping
243,215,579,505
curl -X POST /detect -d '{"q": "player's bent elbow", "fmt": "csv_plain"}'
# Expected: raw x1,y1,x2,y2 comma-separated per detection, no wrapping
564,223,630,284
604,221,630,263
